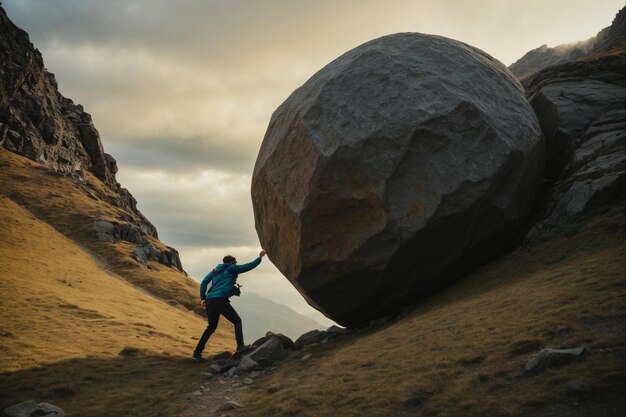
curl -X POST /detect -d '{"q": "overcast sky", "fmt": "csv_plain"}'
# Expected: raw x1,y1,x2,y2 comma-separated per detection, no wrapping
4,0,623,325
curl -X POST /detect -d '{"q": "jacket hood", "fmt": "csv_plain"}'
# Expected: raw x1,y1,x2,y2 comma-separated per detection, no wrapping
214,263,231,272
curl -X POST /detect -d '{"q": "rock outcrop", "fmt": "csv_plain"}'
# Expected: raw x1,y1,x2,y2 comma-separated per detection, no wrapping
509,7,626,80
524,346,586,374
520,7,626,234
252,33,544,326
509,42,597,81
2,400,64,417
0,5,155,236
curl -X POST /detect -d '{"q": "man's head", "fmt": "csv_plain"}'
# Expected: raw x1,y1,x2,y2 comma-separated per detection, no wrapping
223,255,237,264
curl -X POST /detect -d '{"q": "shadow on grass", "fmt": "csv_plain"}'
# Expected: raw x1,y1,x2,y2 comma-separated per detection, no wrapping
0,352,204,417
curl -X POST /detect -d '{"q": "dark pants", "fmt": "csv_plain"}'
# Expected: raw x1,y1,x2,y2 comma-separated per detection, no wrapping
193,297,243,357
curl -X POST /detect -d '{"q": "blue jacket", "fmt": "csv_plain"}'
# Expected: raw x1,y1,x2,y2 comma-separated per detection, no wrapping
200,257,262,300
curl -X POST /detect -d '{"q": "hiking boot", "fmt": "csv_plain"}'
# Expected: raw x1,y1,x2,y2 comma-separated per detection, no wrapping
192,355,206,363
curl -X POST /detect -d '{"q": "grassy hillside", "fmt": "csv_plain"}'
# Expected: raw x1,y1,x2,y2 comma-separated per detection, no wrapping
0,149,235,416
238,200,626,417
0,149,200,311
2,147,625,417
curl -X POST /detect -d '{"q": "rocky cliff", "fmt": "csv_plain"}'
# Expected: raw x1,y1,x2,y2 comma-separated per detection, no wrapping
519,6,626,234
509,7,626,80
0,5,186,273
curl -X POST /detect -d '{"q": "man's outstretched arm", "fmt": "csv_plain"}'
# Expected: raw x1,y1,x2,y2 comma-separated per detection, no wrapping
231,250,266,274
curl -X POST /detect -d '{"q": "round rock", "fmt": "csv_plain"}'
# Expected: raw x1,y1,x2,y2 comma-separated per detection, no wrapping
252,33,544,326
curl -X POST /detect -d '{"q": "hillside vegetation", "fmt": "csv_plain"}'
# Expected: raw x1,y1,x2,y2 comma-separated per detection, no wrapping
0,149,236,416
234,200,626,417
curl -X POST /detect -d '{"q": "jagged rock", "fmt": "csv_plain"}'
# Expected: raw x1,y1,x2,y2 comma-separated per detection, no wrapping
217,401,243,411
527,79,626,180
237,356,261,373
523,41,626,233
132,243,163,268
104,153,118,174
524,347,586,374
93,220,118,242
94,220,147,245
265,331,295,350
295,330,328,349
133,247,148,268
0,5,159,241
251,335,270,347
509,7,626,80
245,336,287,367
119,222,143,244
252,33,544,326
509,43,595,80
160,246,184,271
2,400,64,417
221,356,241,372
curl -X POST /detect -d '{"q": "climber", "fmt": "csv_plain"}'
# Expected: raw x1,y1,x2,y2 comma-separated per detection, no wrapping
192,250,267,362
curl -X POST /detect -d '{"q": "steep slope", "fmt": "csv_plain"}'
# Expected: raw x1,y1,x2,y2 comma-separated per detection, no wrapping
0,191,234,415
0,7,238,417
234,200,626,417
0,4,205,311
0,150,200,311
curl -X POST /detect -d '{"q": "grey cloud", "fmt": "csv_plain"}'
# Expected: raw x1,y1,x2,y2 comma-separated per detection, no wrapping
106,135,258,175
3,0,347,66
129,184,258,248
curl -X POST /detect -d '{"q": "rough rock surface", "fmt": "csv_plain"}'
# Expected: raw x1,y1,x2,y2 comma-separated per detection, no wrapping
245,336,287,367
133,242,184,271
521,11,626,234
0,5,155,236
252,33,544,325
2,400,64,417
524,347,586,374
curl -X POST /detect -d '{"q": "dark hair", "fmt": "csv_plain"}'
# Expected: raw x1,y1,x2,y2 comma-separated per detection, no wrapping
223,255,236,264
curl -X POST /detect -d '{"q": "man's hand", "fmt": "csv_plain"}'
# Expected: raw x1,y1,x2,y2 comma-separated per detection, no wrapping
200,300,206,308
260,250,267,258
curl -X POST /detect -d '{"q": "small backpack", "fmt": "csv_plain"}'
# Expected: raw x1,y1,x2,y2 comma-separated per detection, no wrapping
211,269,242,298
230,283,242,297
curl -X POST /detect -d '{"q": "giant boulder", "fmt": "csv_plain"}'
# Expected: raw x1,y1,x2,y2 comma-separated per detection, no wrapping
251,33,544,326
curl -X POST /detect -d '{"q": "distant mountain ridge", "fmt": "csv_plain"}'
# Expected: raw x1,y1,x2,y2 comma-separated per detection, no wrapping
231,292,327,341
509,6,626,79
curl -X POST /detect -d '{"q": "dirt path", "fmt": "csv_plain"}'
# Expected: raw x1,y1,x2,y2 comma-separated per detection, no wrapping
176,361,277,417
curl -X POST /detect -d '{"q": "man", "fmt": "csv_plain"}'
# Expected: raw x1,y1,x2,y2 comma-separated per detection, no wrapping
192,250,266,362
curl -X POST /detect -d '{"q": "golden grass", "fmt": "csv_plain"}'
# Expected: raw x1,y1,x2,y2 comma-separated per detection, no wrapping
0,150,237,415
239,202,626,417
2,148,625,416
0,149,199,311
